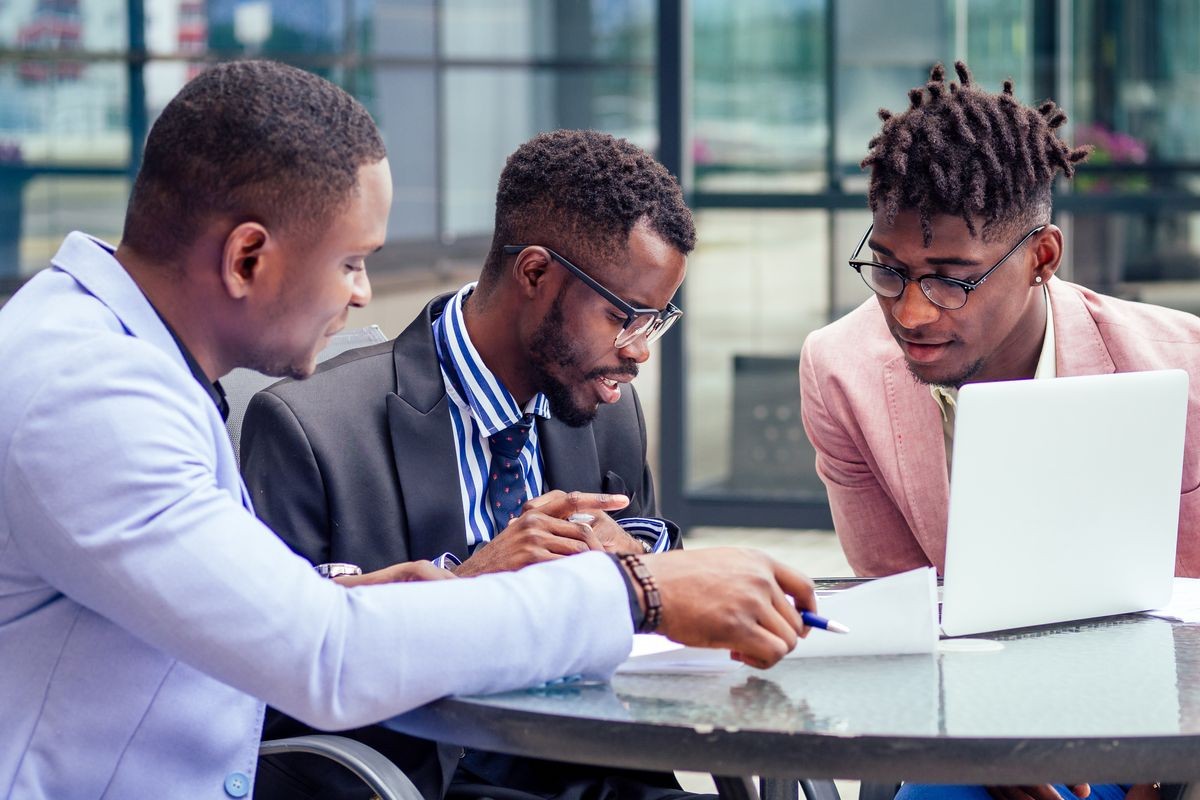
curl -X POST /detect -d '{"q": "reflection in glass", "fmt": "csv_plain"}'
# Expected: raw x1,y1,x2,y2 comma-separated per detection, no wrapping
684,210,829,499
0,62,128,166
440,0,654,63
692,0,826,192
1,0,128,53
441,67,653,239
18,176,129,276
834,0,1033,178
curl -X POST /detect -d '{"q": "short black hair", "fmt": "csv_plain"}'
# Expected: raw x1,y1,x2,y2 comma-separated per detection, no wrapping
862,60,1092,245
121,60,386,263
482,130,695,283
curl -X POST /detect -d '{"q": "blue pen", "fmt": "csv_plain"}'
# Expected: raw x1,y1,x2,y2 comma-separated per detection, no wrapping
802,610,850,634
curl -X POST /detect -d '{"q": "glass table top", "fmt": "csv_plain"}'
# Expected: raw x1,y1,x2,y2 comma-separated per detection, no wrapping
390,614,1200,782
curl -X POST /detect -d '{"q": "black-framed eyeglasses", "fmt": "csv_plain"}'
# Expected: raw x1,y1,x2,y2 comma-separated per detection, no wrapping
848,224,1047,311
503,245,683,348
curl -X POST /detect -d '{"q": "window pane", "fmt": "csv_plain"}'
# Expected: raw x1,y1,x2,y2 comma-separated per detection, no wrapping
203,0,348,56
1071,1,1200,162
693,0,826,192
442,67,654,239
440,0,654,63
684,210,829,500
1060,207,1200,307
2,0,128,53
0,61,128,166
364,0,435,58
835,0,1034,179
0,175,128,280
146,0,209,56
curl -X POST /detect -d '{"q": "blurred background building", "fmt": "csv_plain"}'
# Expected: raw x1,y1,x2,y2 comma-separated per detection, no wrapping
1,0,1198,535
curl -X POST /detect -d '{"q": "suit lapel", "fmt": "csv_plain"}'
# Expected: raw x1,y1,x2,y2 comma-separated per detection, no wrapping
386,295,470,562
1047,278,1117,377
884,356,951,569
539,417,603,494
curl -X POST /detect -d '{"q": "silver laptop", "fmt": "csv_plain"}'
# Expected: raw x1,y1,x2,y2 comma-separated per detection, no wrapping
939,369,1187,637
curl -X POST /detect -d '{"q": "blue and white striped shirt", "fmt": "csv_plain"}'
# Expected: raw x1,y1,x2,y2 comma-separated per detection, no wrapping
433,283,670,554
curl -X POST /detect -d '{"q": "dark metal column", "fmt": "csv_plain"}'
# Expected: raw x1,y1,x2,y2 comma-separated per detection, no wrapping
127,0,148,175
656,0,690,527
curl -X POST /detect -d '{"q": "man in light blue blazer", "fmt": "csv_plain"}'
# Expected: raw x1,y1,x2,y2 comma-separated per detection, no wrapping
0,61,818,798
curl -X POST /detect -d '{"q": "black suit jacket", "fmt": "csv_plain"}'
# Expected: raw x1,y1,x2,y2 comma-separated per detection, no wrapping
240,294,677,800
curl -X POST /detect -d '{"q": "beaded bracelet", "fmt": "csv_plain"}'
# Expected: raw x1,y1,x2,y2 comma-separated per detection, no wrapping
618,553,661,633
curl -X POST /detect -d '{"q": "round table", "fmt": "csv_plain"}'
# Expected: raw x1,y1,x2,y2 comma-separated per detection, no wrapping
388,614,1200,786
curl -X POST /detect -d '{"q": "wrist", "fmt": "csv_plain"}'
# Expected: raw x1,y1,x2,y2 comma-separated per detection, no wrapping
617,553,661,633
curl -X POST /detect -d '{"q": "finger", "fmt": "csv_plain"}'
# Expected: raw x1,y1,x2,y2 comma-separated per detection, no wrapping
522,489,566,510
730,651,770,669
727,626,790,670
773,561,817,613
769,583,807,642
1070,786,1091,799
753,598,800,655
528,515,603,551
527,491,629,518
515,515,599,554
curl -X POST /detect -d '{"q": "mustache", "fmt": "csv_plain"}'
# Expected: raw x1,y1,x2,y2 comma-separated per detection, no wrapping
585,361,639,381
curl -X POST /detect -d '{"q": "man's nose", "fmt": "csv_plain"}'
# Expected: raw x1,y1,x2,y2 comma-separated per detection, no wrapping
617,332,652,364
351,269,372,308
889,280,940,330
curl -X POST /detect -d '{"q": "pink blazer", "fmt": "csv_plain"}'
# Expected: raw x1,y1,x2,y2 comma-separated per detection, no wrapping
800,278,1200,577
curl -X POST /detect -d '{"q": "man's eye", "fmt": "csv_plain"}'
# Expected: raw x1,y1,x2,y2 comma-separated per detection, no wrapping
607,312,626,324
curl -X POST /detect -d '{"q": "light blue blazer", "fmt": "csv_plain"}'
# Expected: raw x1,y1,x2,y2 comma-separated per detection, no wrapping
0,233,633,799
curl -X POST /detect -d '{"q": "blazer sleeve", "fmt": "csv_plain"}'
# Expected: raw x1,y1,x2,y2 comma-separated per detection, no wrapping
4,338,633,730
240,389,333,566
799,340,928,576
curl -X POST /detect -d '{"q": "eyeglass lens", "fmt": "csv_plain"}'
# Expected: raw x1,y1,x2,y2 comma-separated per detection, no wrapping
860,265,969,310
614,312,678,348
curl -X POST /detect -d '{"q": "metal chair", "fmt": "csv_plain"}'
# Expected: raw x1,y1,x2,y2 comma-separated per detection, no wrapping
258,735,423,800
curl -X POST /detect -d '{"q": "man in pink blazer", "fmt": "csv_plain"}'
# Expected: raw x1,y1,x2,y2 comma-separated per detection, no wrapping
801,61,1200,582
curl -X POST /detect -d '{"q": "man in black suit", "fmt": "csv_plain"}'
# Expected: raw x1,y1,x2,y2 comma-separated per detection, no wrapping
241,130,707,800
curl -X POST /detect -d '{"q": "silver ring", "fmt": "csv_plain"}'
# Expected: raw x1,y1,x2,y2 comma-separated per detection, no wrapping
315,563,363,579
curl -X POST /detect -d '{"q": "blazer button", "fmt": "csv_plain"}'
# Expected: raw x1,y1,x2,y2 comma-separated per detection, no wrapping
224,771,251,797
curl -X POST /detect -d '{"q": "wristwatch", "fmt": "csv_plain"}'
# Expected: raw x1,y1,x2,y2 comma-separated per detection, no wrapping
314,563,362,579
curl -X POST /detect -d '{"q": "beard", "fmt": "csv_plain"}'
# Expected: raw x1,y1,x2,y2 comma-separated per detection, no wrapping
906,356,985,389
528,291,638,428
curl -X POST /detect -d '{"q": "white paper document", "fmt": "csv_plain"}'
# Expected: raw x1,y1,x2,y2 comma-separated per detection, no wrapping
616,567,939,673
616,634,742,674
785,566,938,658
1143,577,1200,622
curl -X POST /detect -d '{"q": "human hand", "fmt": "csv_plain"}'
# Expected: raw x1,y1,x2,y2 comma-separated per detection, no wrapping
453,492,629,577
569,511,645,555
987,785,1091,800
636,547,816,669
333,560,455,587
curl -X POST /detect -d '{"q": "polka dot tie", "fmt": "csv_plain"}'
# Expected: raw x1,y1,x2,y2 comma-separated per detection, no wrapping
487,415,533,530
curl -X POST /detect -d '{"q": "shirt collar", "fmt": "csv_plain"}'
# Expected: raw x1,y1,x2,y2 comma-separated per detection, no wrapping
435,282,551,436
157,314,230,422
930,285,1056,419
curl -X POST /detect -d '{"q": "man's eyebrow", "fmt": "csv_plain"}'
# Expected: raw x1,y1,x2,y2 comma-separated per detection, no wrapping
867,239,982,269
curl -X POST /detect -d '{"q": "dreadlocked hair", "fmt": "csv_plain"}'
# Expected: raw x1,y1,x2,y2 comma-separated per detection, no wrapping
862,60,1092,246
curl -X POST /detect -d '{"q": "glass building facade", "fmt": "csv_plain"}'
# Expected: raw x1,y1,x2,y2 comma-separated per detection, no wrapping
2,0,1198,531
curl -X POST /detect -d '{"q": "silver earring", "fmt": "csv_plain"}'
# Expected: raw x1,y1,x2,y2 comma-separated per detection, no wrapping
1034,276,1043,284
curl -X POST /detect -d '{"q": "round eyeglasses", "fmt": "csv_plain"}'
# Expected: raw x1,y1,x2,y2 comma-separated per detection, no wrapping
502,245,683,348
848,224,1047,311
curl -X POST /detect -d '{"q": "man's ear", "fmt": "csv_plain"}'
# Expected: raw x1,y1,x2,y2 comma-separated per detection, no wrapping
1031,224,1064,284
511,246,555,300
220,222,272,300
